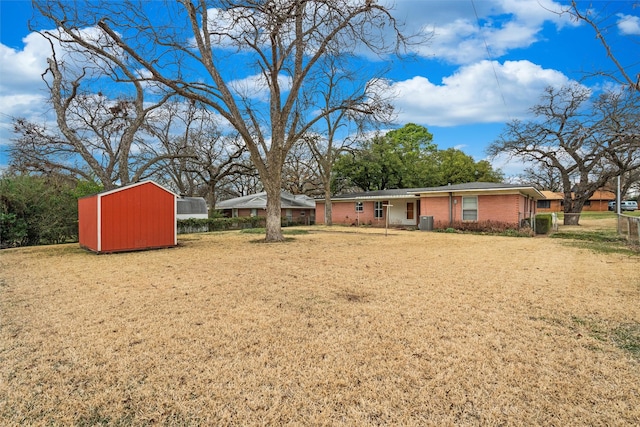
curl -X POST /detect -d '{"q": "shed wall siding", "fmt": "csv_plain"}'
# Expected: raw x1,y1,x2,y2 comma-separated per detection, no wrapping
78,196,98,251
100,183,175,252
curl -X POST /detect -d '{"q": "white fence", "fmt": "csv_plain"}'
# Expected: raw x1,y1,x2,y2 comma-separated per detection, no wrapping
618,214,640,245
551,212,558,232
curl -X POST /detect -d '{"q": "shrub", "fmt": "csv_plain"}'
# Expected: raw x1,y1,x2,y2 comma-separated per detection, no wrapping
0,173,89,247
177,216,268,234
433,220,533,237
535,214,553,235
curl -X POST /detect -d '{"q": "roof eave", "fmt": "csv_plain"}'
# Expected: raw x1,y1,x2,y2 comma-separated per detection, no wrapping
411,187,544,199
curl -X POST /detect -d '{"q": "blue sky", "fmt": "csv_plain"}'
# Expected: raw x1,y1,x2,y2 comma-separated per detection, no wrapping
1,0,639,177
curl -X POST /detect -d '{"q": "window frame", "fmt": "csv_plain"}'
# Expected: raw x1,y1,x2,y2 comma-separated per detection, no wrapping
355,201,364,212
537,200,551,209
462,196,478,221
374,201,383,219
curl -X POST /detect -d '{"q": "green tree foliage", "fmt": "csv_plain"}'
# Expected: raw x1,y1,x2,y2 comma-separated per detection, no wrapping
333,123,436,191
333,124,502,191
0,173,101,247
436,149,503,185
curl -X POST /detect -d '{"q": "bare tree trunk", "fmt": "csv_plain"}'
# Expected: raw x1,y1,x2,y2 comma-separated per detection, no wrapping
323,185,333,226
264,180,284,242
563,197,582,225
563,212,581,225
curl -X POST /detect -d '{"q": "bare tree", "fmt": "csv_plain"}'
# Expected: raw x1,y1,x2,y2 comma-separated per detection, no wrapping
606,169,640,200
218,158,263,200
282,141,322,196
143,99,250,208
563,1,640,91
10,35,179,189
34,0,411,241
518,165,564,192
488,84,640,225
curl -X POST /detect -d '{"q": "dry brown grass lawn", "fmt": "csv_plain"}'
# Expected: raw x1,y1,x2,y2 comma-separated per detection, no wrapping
1,222,639,426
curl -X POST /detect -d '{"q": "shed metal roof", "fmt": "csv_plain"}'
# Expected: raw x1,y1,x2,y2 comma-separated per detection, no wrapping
80,180,178,199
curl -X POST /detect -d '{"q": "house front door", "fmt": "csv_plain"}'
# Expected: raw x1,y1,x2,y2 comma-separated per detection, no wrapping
406,202,414,220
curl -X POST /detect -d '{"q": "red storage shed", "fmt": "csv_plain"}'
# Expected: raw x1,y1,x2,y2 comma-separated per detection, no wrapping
78,181,177,253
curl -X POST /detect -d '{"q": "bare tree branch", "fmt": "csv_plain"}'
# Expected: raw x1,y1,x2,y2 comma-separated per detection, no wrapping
33,0,416,241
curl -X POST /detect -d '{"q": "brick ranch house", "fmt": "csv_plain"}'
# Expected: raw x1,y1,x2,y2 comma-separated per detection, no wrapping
537,190,615,212
316,182,544,229
216,191,316,224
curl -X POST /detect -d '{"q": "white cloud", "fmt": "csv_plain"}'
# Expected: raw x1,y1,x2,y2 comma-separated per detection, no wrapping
617,13,640,35
387,60,573,126
390,0,575,65
0,25,119,111
0,32,50,96
229,73,292,101
0,32,52,148
490,152,532,179
189,7,245,49
0,25,134,149
416,18,542,64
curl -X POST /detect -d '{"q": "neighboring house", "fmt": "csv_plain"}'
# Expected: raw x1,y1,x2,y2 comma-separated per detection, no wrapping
536,190,615,212
216,191,316,224
176,196,209,234
317,182,544,228
537,191,563,212
177,196,208,220
78,180,177,253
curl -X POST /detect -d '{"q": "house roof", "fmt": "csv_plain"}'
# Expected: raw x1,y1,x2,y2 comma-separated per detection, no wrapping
325,188,423,201
539,191,563,200
216,191,316,210
326,182,545,201
410,182,544,198
589,190,616,201
539,190,616,201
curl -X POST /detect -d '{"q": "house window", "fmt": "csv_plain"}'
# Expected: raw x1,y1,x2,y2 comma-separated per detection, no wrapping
537,200,551,209
584,200,591,206
250,208,258,217
355,202,364,212
462,196,478,221
286,209,293,221
232,208,238,218
374,201,383,219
